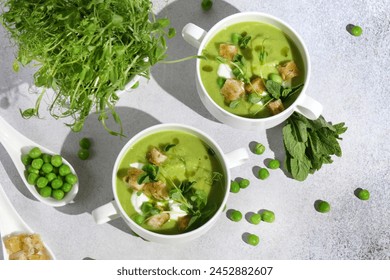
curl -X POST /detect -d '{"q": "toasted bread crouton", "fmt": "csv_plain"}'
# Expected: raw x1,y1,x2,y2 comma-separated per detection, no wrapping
123,167,145,191
278,61,299,80
177,215,191,231
147,147,167,166
267,99,285,115
143,181,169,200
245,77,266,94
219,43,238,61
221,78,245,102
147,213,170,228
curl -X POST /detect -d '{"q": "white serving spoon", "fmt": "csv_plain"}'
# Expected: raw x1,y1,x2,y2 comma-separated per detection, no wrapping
0,116,78,207
0,183,56,260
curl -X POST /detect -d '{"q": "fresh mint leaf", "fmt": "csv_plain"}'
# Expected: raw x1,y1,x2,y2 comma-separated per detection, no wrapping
229,100,241,109
282,124,306,159
248,93,262,104
290,156,311,181
265,80,281,99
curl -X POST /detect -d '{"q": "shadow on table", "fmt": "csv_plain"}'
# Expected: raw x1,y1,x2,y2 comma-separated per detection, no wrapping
151,0,240,123
265,122,293,178
54,107,161,234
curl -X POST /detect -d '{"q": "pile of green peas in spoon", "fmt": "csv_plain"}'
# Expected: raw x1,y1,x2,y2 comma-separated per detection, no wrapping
22,147,78,200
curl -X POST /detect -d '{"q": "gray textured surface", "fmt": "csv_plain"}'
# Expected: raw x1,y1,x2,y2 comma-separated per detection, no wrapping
0,0,389,260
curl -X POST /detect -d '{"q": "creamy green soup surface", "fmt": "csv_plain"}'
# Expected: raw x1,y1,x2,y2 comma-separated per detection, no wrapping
200,21,305,118
116,130,226,234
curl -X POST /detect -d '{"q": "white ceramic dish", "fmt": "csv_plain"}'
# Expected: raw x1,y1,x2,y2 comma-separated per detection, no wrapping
182,12,323,130
0,116,78,207
0,183,55,260
92,123,249,244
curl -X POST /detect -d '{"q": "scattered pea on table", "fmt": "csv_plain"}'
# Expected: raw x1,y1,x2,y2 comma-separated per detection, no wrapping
230,181,240,193
258,168,269,180
315,200,330,213
254,143,265,155
268,159,280,169
249,213,261,225
247,234,259,246
229,210,242,222
239,179,250,189
350,25,363,36
261,210,275,223
356,189,370,200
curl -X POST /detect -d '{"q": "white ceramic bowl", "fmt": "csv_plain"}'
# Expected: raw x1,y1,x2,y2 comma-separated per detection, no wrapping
182,12,323,130
92,123,248,244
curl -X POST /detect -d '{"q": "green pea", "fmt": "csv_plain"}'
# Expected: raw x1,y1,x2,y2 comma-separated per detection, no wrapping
351,25,363,36
51,178,63,189
41,163,53,174
315,200,330,213
239,179,250,189
230,210,242,222
65,174,78,185
217,77,226,89
28,147,42,159
78,149,90,160
21,154,32,166
31,158,43,170
268,159,280,169
247,234,259,246
42,153,52,163
28,166,39,175
258,168,269,180
46,172,57,182
51,155,63,167
250,213,261,225
357,189,370,200
261,210,275,223
27,173,39,185
201,0,213,11
79,138,91,149
39,187,52,198
254,143,265,155
59,164,71,176
133,214,145,225
52,189,65,200
62,183,73,193
230,181,240,193
36,177,48,189
231,33,242,45
269,73,283,84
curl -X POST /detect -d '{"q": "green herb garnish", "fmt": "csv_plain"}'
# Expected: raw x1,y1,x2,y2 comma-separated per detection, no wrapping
283,113,347,181
1,0,173,134
238,35,251,49
163,144,177,152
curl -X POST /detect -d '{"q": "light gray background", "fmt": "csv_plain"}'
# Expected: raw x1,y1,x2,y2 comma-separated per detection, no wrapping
0,0,389,260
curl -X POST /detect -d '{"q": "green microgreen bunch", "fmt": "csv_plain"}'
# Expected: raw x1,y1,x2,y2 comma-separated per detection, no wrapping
1,0,174,135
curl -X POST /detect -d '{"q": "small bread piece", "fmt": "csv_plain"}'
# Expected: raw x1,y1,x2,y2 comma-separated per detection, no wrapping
147,147,167,166
219,43,238,61
221,78,245,102
147,213,170,228
143,181,169,200
245,77,266,94
123,167,145,191
267,99,285,115
278,61,299,80
177,215,191,231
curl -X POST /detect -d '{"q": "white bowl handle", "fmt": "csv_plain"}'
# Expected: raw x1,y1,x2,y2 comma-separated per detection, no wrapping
182,23,207,49
224,148,249,169
295,95,323,120
92,200,121,225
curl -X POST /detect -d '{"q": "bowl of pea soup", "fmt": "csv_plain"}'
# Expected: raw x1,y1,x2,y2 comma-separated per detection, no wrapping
182,12,323,130
92,123,249,243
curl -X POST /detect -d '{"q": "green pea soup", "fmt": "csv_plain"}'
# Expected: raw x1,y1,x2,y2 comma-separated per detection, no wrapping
200,21,305,118
115,130,226,234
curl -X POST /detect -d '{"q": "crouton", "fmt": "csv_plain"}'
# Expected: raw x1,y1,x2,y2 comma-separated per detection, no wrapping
147,147,167,166
219,43,238,61
278,61,299,80
143,181,169,200
245,77,266,94
177,215,191,231
267,99,285,115
221,78,245,102
147,213,170,228
123,167,145,191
